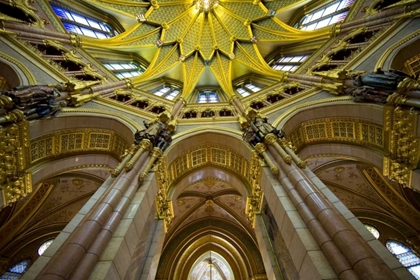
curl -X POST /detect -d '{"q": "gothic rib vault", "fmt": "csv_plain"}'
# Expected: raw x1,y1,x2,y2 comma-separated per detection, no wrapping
0,0,420,279
80,0,326,96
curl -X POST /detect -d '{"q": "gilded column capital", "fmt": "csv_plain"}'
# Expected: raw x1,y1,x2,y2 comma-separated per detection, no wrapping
139,139,153,151
124,78,133,89
0,95,14,109
269,165,279,175
150,147,163,159
3,109,25,124
138,171,149,182
386,93,406,106
263,133,278,145
254,143,279,175
70,34,81,47
254,143,267,154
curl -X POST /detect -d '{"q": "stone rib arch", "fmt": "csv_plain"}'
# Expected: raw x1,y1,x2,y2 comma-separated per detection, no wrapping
156,218,265,280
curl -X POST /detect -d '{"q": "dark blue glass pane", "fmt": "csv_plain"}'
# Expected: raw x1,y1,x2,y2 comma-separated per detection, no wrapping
8,260,30,273
52,6,68,19
63,23,79,33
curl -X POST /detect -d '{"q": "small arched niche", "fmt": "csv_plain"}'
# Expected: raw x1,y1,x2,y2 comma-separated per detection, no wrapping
0,59,22,89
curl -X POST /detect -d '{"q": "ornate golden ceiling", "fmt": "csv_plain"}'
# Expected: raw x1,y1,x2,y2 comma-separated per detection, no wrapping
82,0,327,98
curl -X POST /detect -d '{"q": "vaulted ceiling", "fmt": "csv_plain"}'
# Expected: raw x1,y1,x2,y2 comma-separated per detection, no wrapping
81,0,326,97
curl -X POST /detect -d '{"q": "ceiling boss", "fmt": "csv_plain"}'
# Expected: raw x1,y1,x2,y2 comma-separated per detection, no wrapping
196,0,219,12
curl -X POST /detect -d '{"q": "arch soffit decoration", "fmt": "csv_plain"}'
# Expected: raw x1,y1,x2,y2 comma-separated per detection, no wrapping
168,129,247,160
308,156,420,237
277,101,384,131
166,130,254,194
274,101,387,167
28,112,137,181
29,111,139,140
0,172,104,261
375,25,420,71
169,166,251,199
0,53,36,86
158,218,264,280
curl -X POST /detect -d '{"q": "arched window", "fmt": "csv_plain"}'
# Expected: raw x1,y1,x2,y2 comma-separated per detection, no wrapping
386,240,420,279
0,259,31,279
103,62,145,79
297,0,354,31
38,239,55,256
269,55,309,71
188,251,234,280
52,5,118,38
198,91,218,103
152,86,180,100
236,82,262,97
364,224,380,239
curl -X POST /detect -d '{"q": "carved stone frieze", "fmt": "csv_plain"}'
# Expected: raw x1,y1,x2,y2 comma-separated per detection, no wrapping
383,106,419,187
288,117,384,152
30,128,129,165
0,122,31,207
245,151,263,227
155,157,174,232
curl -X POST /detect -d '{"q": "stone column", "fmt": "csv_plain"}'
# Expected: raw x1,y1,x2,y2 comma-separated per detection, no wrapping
2,22,73,43
230,96,245,115
171,97,185,118
37,139,156,279
340,2,420,33
135,220,166,280
264,141,399,279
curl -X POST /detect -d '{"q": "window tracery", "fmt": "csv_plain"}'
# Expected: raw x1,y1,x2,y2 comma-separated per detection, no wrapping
236,83,262,97
364,224,380,239
38,239,55,256
0,259,31,279
198,91,219,103
152,86,180,100
103,62,144,79
51,5,118,38
386,240,420,279
269,55,309,72
297,0,354,31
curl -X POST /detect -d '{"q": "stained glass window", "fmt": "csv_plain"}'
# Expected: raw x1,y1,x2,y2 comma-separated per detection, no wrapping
364,224,380,239
269,55,309,72
38,239,54,256
298,0,354,31
386,240,420,279
152,86,180,100
236,83,262,97
103,63,144,79
0,259,31,279
198,91,218,103
189,251,233,280
52,5,117,38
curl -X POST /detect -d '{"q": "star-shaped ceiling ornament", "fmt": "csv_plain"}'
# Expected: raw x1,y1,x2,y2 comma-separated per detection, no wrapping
83,0,327,100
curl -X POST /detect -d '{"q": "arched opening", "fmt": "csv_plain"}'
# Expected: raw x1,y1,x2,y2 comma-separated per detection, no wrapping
0,60,21,89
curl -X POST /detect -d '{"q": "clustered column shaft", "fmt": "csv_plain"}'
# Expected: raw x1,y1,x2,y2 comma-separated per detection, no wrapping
261,139,398,279
38,139,159,280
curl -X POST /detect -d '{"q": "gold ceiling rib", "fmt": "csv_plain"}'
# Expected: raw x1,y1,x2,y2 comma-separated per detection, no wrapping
80,0,334,98
182,53,206,98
